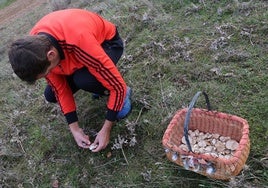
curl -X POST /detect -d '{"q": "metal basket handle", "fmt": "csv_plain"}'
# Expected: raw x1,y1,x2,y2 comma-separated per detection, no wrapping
183,91,212,152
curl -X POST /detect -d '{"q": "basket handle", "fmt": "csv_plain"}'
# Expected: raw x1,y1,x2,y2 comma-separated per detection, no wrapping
183,91,212,152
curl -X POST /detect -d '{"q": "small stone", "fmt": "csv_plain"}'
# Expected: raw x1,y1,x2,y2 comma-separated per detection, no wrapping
106,151,112,158
52,179,59,188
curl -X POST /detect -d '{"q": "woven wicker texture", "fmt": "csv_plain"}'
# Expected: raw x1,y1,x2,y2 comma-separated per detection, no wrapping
162,108,250,180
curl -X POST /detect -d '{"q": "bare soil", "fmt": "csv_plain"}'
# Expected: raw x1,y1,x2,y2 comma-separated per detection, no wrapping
0,0,45,25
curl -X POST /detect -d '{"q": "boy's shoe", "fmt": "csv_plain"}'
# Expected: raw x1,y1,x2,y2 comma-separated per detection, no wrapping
116,87,132,120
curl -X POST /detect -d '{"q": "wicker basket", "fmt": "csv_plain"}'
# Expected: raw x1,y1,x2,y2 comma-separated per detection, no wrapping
162,91,250,180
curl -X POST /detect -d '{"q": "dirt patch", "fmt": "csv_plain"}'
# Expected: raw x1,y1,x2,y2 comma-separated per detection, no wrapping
0,0,46,25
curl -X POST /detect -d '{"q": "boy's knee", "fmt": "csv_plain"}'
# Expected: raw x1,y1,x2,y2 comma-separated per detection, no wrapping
44,86,57,103
44,94,57,103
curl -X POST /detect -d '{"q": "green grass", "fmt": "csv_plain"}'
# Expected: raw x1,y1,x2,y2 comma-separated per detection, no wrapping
0,0,267,187
0,0,15,9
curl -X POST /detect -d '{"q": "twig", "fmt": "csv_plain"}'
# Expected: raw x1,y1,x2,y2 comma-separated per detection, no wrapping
18,140,26,154
121,147,129,165
124,106,144,127
249,29,254,46
200,0,206,7
135,107,144,124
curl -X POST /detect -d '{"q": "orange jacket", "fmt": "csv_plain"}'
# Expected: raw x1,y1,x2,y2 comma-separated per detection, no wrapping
30,9,126,123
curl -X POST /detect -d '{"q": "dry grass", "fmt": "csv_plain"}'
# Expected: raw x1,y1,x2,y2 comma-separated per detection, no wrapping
0,0,267,187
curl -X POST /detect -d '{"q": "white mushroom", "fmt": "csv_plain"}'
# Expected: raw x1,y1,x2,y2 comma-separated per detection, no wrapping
226,140,239,150
172,153,178,161
210,138,215,145
194,129,200,135
89,144,98,151
181,136,186,144
205,146,213,152
179,144,189,152
198,140,207,147
212,133,220,139
215,141,225,152
179,129,240,159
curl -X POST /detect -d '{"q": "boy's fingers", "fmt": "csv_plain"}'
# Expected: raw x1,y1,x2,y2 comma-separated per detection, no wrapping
81,145,90,149
84,135,90,142
89,143,99,151
81,138,91,148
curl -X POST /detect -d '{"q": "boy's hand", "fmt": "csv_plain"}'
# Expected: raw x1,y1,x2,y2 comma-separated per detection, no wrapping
91,120,113,152
69,122,91,148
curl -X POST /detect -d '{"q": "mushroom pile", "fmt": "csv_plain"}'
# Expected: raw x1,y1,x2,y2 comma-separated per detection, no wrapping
179,129,239,159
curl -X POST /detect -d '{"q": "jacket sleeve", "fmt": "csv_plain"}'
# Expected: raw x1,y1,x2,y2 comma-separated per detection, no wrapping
75,33,127,121
46,73,78,124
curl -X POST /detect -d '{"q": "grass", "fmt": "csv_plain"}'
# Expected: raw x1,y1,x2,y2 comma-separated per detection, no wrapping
0,0,15,9
0,0,267,187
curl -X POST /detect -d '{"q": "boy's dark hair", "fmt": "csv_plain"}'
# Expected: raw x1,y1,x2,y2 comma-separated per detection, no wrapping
8,35,52,84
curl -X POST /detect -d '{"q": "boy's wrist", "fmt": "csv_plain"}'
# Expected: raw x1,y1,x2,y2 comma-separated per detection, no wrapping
103,120,113,131
69,121,79,132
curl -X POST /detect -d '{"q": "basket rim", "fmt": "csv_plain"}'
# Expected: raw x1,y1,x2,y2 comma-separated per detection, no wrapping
162,108,250,165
